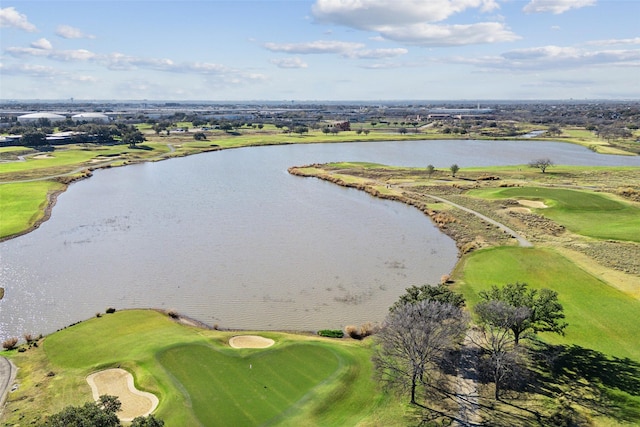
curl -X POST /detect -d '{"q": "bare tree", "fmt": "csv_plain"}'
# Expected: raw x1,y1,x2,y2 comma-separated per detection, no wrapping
528,158,554,173
373,300,468,405
473,300,530,399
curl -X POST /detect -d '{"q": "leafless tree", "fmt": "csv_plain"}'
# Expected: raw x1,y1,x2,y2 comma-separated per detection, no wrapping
528,158,554,173
473,300,530,399
373,300,468,405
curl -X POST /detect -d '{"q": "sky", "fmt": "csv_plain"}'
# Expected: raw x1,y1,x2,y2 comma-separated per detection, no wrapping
1,0,639,101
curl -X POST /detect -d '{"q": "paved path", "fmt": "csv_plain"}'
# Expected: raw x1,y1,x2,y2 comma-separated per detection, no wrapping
0,356,17,415
422,193,533,247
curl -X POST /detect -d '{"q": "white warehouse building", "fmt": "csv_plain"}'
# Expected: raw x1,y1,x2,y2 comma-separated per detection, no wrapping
17,112,66,124
72,112,110,123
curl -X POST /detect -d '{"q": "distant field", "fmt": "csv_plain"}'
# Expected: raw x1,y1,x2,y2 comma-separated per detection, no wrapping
469,186,640,242
456,246,640,361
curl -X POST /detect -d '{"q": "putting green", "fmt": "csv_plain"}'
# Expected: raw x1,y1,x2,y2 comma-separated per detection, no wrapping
158,342,341,426
469,186,640,242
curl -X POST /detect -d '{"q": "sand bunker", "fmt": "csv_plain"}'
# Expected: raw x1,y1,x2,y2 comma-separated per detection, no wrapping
229,335,275,349
86,368,159,422
518,199,548,209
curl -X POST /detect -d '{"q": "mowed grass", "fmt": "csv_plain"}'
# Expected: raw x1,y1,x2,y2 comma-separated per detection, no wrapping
158,343,340,426
0,180,65,238
469,186,640,242
455,246,640,361
11,310,398,426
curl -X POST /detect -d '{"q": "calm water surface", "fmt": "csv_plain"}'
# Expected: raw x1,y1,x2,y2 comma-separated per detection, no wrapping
1,140,638,339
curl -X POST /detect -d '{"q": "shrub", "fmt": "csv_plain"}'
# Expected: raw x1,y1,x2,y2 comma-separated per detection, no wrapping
317,329,344,338
3,337,19,350
345,325,360,339
105,307,116,314
345,322,379,340
23,333,35,343
167,309,179,319
359,321,379,338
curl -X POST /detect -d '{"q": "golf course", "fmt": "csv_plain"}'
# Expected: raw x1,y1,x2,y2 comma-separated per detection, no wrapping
1,123,639,425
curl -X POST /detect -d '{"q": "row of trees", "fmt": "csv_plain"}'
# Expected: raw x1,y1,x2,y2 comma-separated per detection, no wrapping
374,282,566,408
10,124,145,148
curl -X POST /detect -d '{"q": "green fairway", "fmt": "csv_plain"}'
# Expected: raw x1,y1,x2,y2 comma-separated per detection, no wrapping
456,246,640,361
469,186,640,242
0,180,65,238
16,310,394,426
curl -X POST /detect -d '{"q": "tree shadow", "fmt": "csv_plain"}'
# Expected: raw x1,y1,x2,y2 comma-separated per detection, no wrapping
530,343,640,423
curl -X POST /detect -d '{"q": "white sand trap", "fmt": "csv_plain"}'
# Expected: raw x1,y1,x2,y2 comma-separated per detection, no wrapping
518,199,548,209
86,368,159,422
229,335,275,349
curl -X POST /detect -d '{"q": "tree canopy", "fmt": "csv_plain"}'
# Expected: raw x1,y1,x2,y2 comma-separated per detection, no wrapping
476,282,567,345
391,283,465,312
41,395,163,427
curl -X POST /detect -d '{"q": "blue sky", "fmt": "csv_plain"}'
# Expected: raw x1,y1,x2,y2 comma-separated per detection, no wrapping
1,0,638,101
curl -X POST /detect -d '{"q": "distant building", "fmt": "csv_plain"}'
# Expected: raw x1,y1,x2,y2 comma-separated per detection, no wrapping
72,112,109,123
332,121,351,131
17,112,66,124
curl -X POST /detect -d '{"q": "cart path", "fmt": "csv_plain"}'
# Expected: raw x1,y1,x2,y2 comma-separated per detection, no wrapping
0,357,17,415
422,193,533,247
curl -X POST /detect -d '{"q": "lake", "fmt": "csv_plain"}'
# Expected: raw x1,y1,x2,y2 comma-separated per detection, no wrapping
1,139,638,339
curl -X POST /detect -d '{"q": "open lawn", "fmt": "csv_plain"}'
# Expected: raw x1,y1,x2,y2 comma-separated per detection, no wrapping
0,180,65,238
455,246,640,361
4,310,401,426
469,186,640,242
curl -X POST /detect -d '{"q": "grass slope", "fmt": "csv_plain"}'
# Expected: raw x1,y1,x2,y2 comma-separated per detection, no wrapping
0,181,65,238
456,246,640,361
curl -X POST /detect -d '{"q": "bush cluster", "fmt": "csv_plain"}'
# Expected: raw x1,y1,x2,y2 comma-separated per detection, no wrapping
317,329,344,338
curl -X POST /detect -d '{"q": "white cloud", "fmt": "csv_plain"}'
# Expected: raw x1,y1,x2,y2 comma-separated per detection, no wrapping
312,0,499,27
310,0,515,47
523,0,596,14
449,44,640,71
0,7,37,32
587,37,640,47
31,38,53,50
263,40,365,54
5,46,97,61
0,63,60,77
56,24,95,39
270,57,309,69
4,42,267,87
377,22,519,46
343,48,408,59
